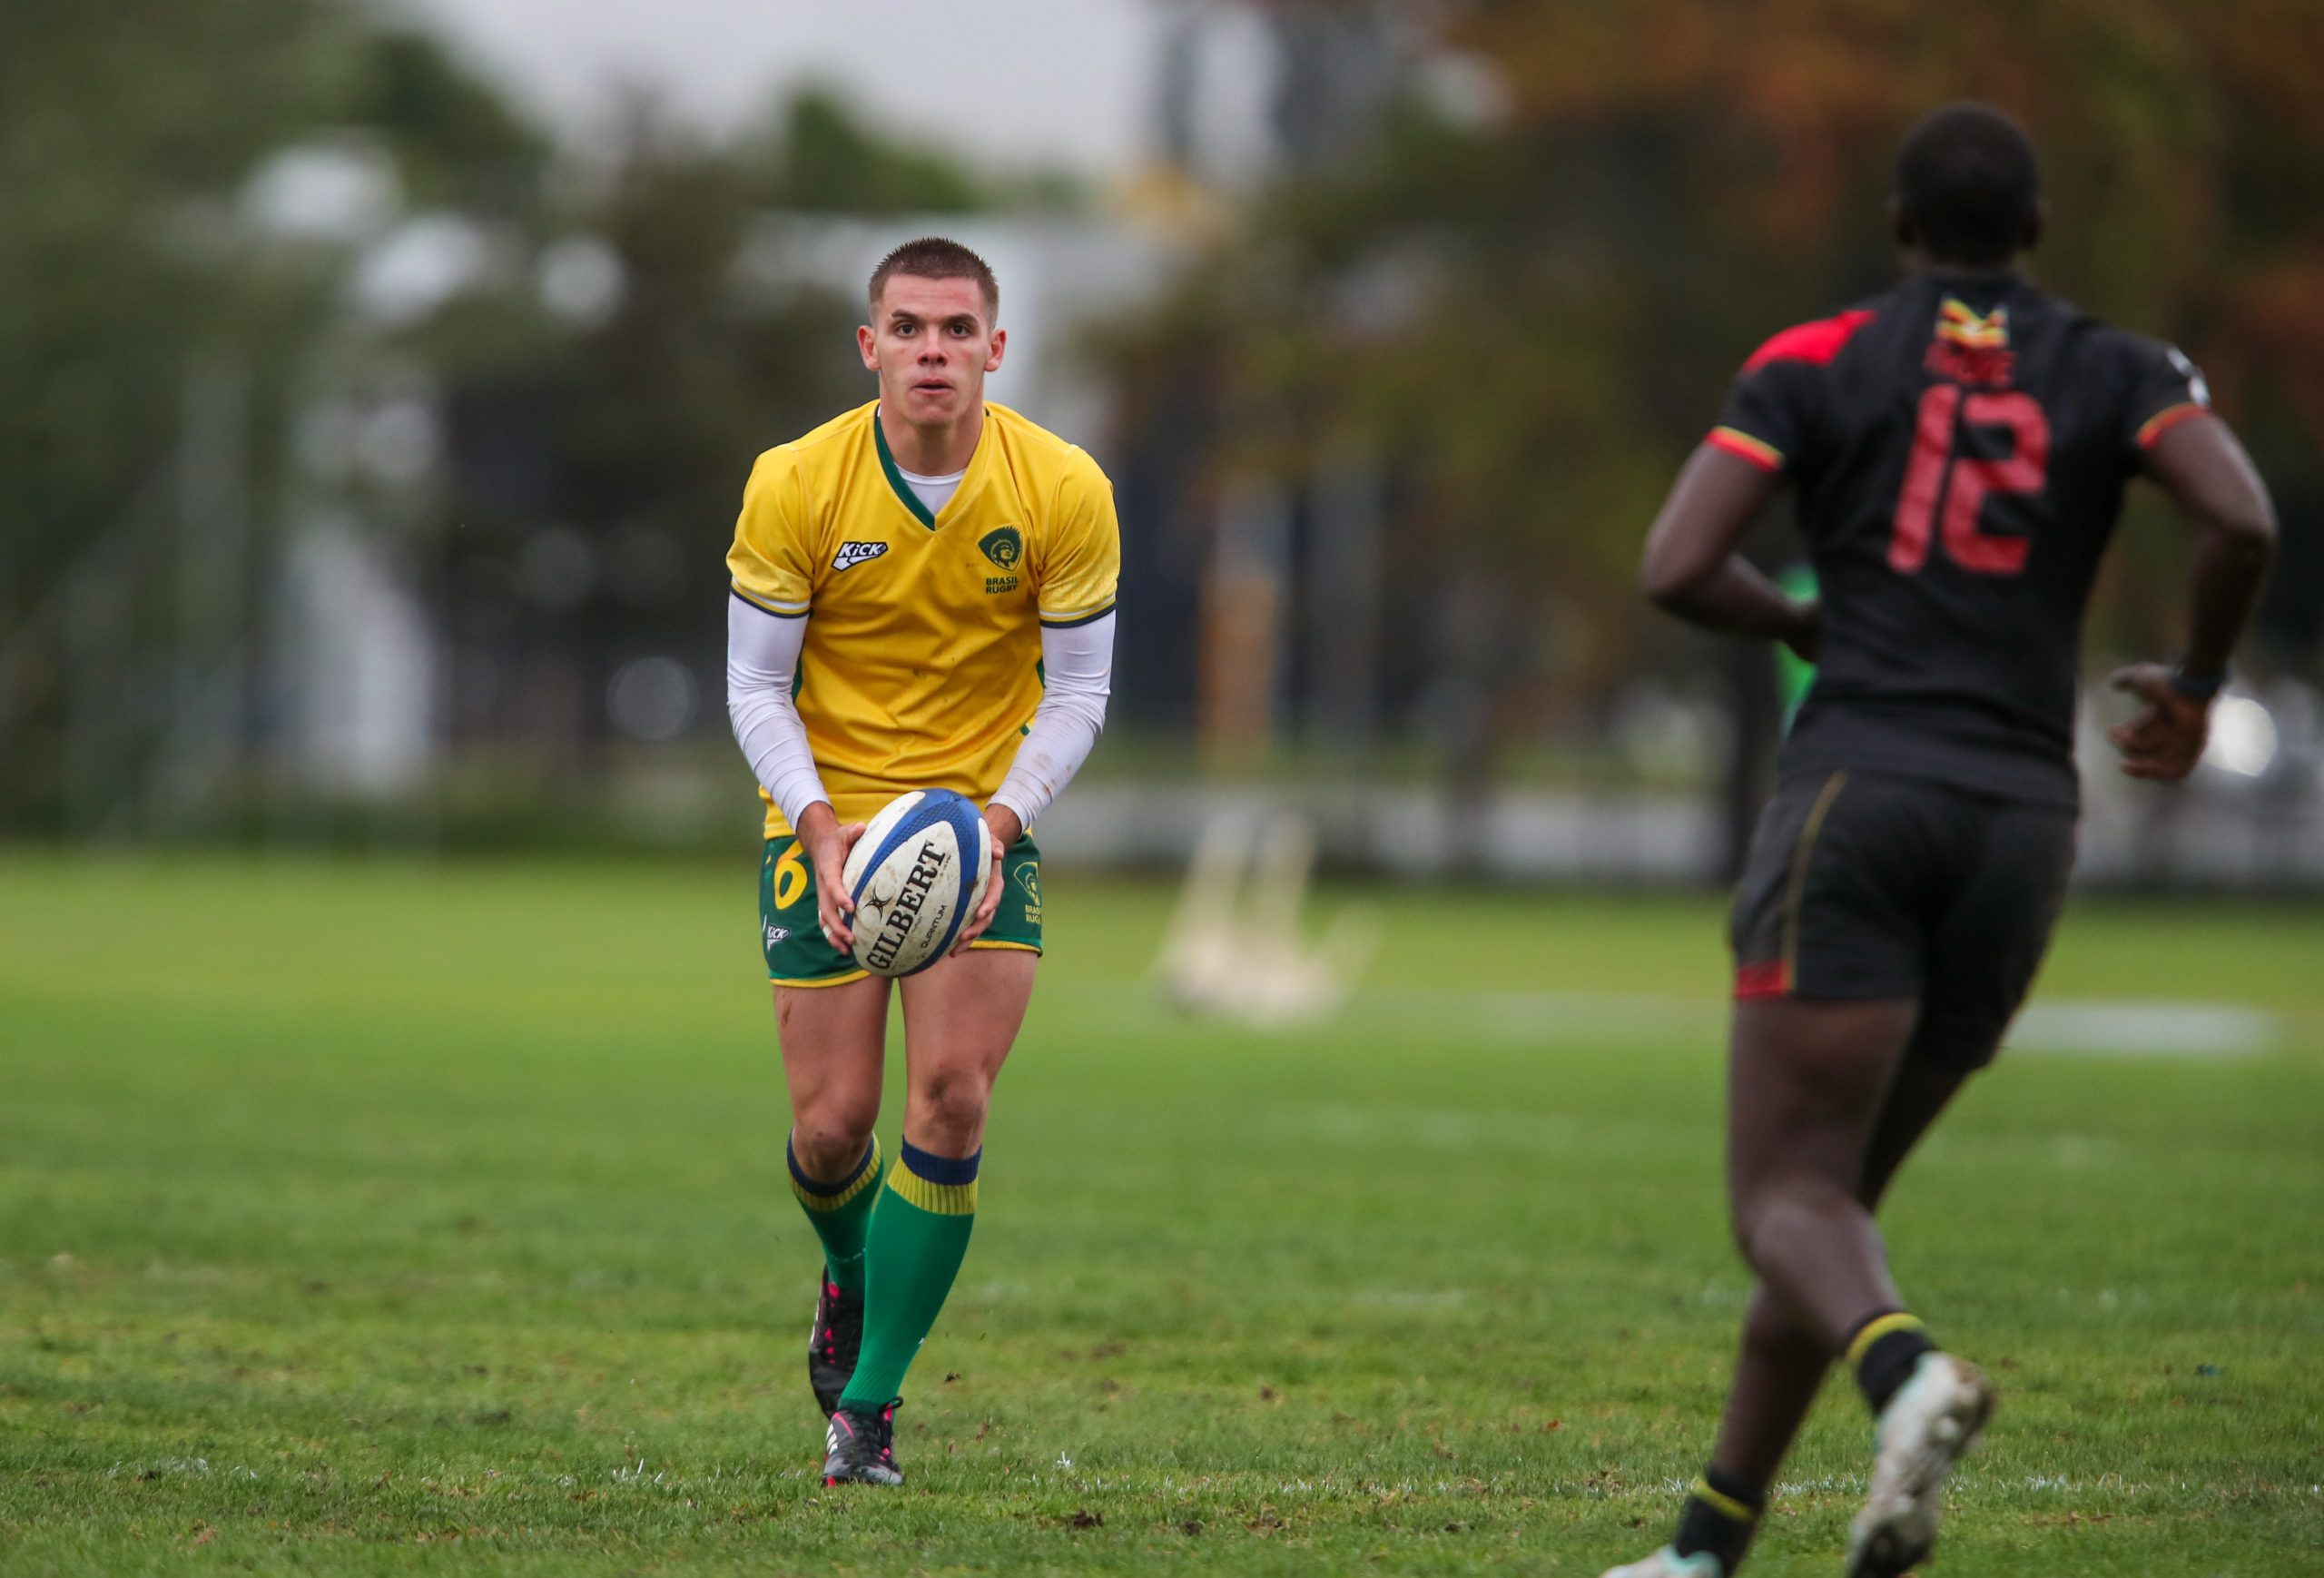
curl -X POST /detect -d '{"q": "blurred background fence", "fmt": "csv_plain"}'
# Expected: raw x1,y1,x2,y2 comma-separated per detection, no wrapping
4,0,2320,885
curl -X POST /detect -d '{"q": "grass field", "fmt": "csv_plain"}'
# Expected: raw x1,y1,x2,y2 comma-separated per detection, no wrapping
2,854,2319,1575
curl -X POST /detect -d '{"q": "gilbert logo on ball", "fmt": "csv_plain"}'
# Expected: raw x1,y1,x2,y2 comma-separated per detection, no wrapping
840,789,994,977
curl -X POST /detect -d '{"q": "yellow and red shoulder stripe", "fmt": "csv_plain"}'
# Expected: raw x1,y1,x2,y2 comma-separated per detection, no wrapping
2136,401,2210,449
1708,426,1783,473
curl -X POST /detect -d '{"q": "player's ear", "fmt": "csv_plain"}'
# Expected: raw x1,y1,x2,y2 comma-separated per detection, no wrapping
2021,200,2046,255
984,326,1006,375
1887,194,1916,256
857,322,880,371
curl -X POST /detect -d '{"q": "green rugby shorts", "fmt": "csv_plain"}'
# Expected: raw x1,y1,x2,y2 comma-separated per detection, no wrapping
759,833,1043,987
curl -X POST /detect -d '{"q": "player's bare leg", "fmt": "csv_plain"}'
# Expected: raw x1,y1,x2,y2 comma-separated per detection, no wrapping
1608,1008,1989,1577
822,947,1038,1484
1709,1049,1974,1479
774,977,890,1418
1734,998,1993,1578
777,977,889,1178
897,945,1037,1153
1727,998,1918,1342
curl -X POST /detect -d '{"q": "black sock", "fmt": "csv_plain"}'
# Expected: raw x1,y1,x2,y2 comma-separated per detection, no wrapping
1846,1309,1936,1415
1671,1464,1762,1573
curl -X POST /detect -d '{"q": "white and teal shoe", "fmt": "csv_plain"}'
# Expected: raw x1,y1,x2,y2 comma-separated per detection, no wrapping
1847,1352,1996,1577
1600,1548,1727,1578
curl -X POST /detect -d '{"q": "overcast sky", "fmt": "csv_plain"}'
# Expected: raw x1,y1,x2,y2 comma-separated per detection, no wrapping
386,0,1247,174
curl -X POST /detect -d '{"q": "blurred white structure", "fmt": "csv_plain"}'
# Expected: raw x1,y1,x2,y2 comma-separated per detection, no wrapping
1155,811,1376,1027
281,517,437,794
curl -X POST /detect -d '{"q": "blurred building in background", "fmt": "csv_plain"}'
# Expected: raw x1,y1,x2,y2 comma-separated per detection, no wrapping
3,0,2320,883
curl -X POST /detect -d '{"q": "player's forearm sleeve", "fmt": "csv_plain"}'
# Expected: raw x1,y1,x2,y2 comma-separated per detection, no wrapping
992,613,1113,830
726,594,830,830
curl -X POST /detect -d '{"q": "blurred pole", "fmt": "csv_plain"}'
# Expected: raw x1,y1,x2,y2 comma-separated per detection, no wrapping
1155,1,1203,173
62,560,129,840
160,355,251,836
1264,3,1405,170
1301,451,1384,861
1200,478,1291,768
1305,449,1383,754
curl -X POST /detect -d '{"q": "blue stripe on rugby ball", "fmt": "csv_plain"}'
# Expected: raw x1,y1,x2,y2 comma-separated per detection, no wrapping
849,789,984,971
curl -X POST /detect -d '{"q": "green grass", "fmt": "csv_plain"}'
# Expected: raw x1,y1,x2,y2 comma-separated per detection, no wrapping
2,854,2319,1575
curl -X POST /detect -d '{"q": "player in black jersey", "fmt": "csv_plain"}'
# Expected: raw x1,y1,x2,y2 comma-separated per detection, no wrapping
1602,105,2276,1578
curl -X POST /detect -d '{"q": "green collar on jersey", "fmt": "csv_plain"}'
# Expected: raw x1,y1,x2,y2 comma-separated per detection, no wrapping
872,408,944,530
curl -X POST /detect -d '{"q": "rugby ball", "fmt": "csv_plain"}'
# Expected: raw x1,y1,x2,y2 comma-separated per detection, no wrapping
840,790,994,977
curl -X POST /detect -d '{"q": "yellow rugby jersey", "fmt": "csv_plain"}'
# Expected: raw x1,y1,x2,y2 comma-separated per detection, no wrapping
727,399,1120,838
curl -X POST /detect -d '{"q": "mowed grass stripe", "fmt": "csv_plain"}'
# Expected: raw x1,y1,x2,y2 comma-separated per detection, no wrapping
1,855,2319,1574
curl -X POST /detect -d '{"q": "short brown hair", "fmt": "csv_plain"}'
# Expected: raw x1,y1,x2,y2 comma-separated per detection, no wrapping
868,236,998,324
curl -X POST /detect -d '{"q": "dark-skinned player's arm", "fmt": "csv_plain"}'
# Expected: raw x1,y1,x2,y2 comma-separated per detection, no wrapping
1639,443,1821,660
2106,415,2277,782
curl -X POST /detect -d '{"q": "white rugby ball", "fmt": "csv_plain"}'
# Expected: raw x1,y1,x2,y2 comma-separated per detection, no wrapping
840,789,994,977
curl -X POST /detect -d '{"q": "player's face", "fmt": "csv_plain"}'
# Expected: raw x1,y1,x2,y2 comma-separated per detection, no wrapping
858,276,1006,427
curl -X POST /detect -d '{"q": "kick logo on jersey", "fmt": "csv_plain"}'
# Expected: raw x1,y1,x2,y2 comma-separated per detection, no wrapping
832,540,889,573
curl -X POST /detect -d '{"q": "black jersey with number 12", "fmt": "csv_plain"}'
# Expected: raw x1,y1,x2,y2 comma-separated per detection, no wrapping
1709,270,2211,807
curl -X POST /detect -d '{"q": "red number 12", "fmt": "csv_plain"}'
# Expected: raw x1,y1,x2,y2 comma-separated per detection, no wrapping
1889,385,2049,575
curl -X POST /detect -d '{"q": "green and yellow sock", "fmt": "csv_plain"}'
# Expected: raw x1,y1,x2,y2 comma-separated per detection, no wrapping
1846,1308,1936,1415
787,1132,881,1296
836,1140,979,1411
1671,1465,1763,1573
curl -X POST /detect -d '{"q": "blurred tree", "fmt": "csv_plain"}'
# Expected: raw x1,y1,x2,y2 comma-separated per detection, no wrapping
0,4,552,833
753,86,992,212
351,28,549,213
0,0,362,829
416,108,865,767
1113,0,2324,794
743,85,1082,215
413,88,1032,773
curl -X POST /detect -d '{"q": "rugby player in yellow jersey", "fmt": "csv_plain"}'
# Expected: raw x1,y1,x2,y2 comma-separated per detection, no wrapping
723,238,1118,1485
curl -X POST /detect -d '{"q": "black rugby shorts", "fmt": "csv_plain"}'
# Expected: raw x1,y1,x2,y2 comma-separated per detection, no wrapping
1729,768,2076,1068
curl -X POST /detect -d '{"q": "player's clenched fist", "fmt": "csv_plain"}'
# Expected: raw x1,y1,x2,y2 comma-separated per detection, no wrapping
2105,664,2211,782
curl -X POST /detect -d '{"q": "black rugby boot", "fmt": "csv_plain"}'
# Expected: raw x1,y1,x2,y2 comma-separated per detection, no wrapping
822,1400,903,1486
807,1270,862,1417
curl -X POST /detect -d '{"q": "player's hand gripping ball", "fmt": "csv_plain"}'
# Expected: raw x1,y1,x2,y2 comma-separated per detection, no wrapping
839,789,995,977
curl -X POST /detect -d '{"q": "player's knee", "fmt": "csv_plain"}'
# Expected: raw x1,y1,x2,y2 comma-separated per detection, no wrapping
911,1067,993,1147
792,1105,878,1173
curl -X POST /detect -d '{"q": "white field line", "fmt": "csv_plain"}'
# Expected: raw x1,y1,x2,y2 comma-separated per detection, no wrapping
1057,981,2283,1059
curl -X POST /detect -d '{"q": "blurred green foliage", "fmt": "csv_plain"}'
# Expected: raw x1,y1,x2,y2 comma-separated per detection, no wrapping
0,0,350,601
0,2,1011,837
1113,0,2324,713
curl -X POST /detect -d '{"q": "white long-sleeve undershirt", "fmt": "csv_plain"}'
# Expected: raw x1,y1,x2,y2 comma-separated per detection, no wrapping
725,596,1113,833
725,594,829,833
993,612,1114,830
